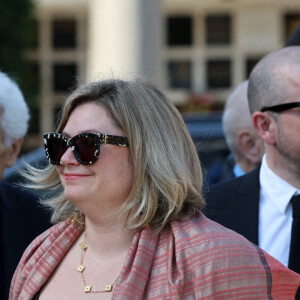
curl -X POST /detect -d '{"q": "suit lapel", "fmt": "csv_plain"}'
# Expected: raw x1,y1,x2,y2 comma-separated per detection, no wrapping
234,167,260,245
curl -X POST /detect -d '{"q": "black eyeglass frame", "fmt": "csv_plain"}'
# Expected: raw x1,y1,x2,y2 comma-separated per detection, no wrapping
261,102,300,113
43,132,129,165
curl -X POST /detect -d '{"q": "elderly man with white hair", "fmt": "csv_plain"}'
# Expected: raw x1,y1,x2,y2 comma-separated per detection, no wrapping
0,71,51,300
0,72,30,176
221,80,264,180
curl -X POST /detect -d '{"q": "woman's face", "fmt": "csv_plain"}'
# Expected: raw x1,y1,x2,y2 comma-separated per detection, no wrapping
57,102,133,214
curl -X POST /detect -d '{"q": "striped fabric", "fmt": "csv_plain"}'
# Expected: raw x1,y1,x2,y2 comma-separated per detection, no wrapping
10,213,300,299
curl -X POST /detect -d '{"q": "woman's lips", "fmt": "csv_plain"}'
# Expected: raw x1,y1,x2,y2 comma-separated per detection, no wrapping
64,173,90,180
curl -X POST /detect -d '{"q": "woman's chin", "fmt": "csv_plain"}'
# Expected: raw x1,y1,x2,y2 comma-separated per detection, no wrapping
64,189,86,204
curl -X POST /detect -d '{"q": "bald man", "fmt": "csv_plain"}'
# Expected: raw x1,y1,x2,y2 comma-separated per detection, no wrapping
221,81,264,180
205,47,300,299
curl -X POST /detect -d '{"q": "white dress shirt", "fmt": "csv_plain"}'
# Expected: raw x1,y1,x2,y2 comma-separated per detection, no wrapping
259,155,299,266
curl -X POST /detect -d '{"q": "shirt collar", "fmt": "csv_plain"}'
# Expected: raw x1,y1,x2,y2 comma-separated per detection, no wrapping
233,163,245,177
260,154,300,214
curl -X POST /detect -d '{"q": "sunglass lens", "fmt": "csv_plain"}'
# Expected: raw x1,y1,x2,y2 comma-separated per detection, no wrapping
47,136,68,164
74,135,98,164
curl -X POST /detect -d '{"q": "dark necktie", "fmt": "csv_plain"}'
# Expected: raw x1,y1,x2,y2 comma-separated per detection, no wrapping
289,194,300,272
288,194,300,300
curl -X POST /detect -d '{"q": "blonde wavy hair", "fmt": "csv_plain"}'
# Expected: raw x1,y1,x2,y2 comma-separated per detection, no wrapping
27,78,205,233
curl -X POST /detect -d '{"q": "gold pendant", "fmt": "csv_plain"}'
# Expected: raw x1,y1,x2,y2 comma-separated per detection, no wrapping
71,211,78,224
105,285,112,292
77,265,85,272
84,285,92,293
79,242,88,250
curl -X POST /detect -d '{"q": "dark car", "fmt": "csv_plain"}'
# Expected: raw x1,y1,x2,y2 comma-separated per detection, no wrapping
183,113,229,186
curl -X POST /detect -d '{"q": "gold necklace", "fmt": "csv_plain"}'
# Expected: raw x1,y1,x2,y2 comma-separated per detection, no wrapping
77,233,121,293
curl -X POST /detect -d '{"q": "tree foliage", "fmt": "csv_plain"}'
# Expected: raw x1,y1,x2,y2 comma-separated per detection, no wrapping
0,0,39,134
0,0,35,78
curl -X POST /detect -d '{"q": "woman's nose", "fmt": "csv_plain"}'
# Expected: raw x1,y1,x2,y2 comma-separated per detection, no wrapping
60,147,80,165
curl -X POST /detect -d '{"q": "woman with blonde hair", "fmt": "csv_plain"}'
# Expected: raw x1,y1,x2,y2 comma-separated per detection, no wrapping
10,78,300,299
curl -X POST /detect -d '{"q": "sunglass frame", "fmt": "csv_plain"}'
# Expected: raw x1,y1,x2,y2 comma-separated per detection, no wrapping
261,102,300,112
43,132,129,165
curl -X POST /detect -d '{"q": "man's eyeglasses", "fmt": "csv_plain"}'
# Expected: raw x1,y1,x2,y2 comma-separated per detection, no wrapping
261,102,300,113
43,132,129,165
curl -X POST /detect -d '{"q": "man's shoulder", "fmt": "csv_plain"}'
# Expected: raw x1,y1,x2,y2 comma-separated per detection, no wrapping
0,182,51,228
0,182,36,195
203,167,261,239
0,182,39,206
205,166,260,201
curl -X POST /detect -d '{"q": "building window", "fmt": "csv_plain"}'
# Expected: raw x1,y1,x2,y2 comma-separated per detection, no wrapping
166,16,192,46
285,14,300,41
205,15,231,45
245,57,262,78
53,63,77,92
206,59,231,88
167,60,192,89
52,19,76,49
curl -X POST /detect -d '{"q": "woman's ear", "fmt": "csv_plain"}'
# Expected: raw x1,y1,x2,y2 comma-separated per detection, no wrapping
252,112,276,146
5,138,23,168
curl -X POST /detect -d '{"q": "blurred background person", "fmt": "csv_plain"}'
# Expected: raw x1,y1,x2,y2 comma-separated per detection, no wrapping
220,80,264,181
207,22,300,186
0,71,51,300
205,81,264,186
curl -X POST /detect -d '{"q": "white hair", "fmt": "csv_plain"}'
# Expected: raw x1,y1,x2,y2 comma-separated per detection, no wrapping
222,80,252,159
0,71,29,147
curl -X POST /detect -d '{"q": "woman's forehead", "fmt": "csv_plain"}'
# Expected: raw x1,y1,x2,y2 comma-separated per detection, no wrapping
64,102,123,136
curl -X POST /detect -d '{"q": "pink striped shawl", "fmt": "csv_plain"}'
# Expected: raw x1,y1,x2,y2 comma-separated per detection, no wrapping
10,213,300,299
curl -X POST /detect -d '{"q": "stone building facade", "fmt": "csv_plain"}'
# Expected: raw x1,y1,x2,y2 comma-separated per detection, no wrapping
25,0,300,148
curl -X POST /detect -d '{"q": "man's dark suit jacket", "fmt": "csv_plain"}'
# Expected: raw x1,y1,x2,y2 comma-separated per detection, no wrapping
204,167,300,299
204,167,260,245
0,182,51,300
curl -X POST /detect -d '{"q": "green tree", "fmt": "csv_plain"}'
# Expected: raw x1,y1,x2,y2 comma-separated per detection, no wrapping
0,0,39,135
0,0,35,77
